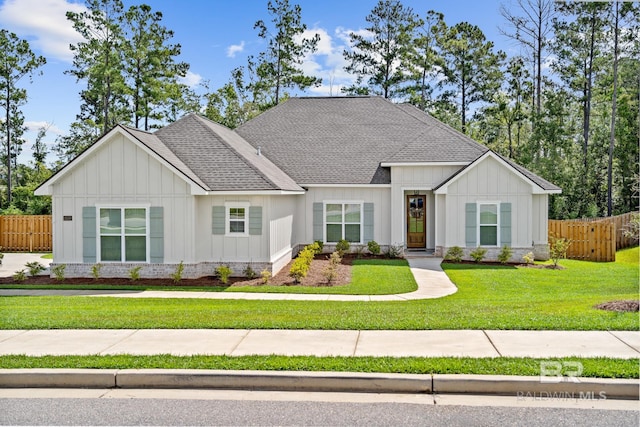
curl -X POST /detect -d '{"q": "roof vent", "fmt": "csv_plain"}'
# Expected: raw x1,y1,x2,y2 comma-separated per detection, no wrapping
257,146,261,156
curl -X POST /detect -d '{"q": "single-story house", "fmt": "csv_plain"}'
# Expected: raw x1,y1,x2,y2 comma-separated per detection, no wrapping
35,96,560,278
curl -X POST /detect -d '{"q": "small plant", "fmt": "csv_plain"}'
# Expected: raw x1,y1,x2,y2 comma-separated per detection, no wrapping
0,252,4,265
444,246,464,262
385,243,404,259
335,239,350,256
367,240,381,255
469,247,487,263
522,252,535,265
128,265,142,281
243,264,257,279
549,235,572,268
25,261,45,276
170,261,184,283
216,265,233,284
13,269,26,282
323,251,342,284
260,269,271,285
289,257,309,283
52,264,66,281
497,245,513,264
91,263,102,280
313,240,324,254
309,241,323,255
354,245,366,258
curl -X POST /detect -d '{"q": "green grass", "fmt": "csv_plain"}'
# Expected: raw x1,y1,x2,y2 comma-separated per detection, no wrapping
230,259,417,294
1,248,637,330
40,253,53,259
0,355,636,378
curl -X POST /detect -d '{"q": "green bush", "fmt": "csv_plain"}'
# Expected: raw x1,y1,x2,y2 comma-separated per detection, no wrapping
309,241,323,255
323,251,342,284
313,240,324,254
522,252,535,265
170,261,184,283
25,261,45,276
385,244,404,259
13,269,26,282
52,264,66,281
260,269,271,284
289,246,315,283
216,265,233,284
444,246,464,262
91,263,102,280
335,239,350,256
367,240,381,255
243,264,257,279
549,235,572,268
129,266,142,281
469,247,487,263
497,245,513,264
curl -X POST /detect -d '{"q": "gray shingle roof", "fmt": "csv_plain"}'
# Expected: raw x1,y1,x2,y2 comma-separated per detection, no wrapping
236,97,487,184
154,114,303,192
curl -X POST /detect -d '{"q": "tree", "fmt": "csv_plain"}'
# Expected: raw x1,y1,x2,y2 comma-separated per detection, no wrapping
32,124,51,164
499,0,556,116
53,120,101,166
342,0,416,99
67,0,128,135
123,4,189,130
250,0,321,107
0,30,46,206
437,22,505,134
204,67,260,129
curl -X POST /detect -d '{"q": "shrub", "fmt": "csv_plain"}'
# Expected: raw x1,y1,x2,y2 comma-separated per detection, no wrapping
216,265,233,284
313,240,324,254
385,243,404,259
25,261,45,276
260,269,271,285
129,266,142,281
367,240,381,255
497,245,513,264
91,263,102,280
469,247,487,263
323,251,342,284
354,245,366,258
170,261,184,283
444,246,464,262
289,257,309,283
522,252,535,265
335,239,350,256
52,264,66,281
549,235,572,268
309,241,323,255
243,264,257,279
13,269,26,282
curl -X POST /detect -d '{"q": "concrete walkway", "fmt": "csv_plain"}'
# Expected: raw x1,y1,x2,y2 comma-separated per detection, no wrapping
0,255,458,301
1,329,638,359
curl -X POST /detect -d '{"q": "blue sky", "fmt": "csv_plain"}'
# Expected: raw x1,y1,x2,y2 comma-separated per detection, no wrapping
0,0,512,164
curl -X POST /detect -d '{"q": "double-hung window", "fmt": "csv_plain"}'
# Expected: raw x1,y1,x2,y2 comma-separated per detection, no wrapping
478,203,498,246
99,207,148,262
325,202,362,243
225,202,250,236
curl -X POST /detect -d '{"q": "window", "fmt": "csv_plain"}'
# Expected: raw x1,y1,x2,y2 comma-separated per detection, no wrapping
325,202,362,243
478,203,498,246
225,202,250,236
99,207,147,262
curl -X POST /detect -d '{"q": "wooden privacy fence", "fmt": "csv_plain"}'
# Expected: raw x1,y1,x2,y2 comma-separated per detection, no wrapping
548,212,638,262
0,215,52,252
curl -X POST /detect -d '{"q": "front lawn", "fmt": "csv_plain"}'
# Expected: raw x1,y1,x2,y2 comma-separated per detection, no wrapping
1,247,637,330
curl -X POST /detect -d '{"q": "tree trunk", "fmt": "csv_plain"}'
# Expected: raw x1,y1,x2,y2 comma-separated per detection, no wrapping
5,83,11,206
607,2,619,216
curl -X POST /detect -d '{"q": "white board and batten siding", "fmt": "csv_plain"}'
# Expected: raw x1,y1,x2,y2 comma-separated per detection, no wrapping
438,155,535,249
51,133,195,264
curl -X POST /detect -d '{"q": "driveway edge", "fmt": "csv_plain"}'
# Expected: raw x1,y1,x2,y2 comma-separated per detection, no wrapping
0,369,637,399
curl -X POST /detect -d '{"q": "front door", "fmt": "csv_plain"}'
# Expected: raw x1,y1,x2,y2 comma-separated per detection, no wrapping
406,195,426,248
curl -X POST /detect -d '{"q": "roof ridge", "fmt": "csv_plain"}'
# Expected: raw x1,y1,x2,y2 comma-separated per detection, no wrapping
192,115,283,190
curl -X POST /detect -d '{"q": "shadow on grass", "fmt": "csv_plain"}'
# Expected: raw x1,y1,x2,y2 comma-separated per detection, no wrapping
441,262,517,271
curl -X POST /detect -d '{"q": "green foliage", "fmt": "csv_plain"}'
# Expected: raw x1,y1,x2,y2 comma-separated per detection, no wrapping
522,252,535,265
497,245,513,264
335,239,350,256
322,251,342,284
215,265,233,284
128,266,142,281
91,263,102,280
469,247,488,263
313,240,324,254
260,269,272,285
289,245,315,283
549,235,572,267
622,213,639,243
354,245,366,259
25,261,45,276
308,241,322,255
12,269,26,282
444,246,464,262
170,261,184,283
367,240,381,255
51,264,66,281
385,244,404,259
243,264,257,279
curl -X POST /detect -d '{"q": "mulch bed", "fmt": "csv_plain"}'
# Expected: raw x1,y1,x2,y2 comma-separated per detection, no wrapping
595,300,639,313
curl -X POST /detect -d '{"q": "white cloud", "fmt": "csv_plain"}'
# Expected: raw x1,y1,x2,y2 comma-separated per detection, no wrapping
25,121,64,135
179,71,203,88
0,0,86,62
226,41,245,58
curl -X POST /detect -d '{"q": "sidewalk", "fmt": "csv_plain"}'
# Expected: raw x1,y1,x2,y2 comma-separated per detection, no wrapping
1,329,638,358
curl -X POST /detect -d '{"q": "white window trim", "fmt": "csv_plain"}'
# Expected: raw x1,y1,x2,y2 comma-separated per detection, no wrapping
224,201,250,237
96,205,150,263
477,201,500,247
323,200,364,244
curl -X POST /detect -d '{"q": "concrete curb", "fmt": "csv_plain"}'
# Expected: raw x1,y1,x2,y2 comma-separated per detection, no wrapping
1,369,638,399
